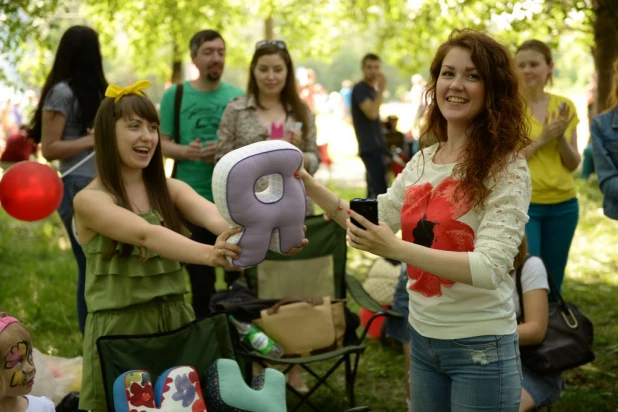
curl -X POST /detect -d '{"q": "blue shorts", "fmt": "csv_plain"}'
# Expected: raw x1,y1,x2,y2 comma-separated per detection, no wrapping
522,363,564,408
384,264,410,344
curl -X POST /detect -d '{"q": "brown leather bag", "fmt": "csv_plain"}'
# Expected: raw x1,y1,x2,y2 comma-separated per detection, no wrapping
253,296,346,357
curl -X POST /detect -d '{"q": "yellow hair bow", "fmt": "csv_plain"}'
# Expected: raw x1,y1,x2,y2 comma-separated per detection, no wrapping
105,80,152,103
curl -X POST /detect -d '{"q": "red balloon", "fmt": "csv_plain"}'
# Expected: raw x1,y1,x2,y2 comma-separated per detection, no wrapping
0,161,64,222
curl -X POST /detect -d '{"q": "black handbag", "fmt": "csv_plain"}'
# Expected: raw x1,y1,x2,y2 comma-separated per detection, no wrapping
515,255,595,374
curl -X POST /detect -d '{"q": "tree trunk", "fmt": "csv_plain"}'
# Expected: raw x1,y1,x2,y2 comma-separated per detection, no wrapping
593,0,618,115
171,60,183,84
171,42,183,84
265,16,274,41
598,0,618,31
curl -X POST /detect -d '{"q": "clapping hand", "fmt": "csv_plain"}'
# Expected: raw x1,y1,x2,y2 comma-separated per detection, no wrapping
539,104,575,145
202,141,217,164
185,138,204,161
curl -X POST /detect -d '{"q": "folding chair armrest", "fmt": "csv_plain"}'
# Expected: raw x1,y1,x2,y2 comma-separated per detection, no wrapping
346,274,404,343
345,274,402,318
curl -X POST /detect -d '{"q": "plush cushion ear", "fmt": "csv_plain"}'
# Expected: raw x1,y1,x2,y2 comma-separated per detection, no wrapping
212,140,307,268
113,366,207,411
113,370,156,412
203,358,286,412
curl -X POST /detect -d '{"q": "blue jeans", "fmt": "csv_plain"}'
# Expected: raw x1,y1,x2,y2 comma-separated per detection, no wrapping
57,174,92,334
409,325,522,411
522,364,564,408
359,151,387,198
384,264,410,344
581,144,595,179
525,198,579,293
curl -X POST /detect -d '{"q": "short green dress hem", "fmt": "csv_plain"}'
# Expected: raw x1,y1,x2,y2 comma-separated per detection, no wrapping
78,210,195,410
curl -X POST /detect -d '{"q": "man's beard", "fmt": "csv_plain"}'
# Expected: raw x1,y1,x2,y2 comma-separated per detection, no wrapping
206,64,223,81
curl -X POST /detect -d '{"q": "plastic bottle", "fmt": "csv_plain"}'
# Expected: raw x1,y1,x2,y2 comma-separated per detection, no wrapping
228,315,284,358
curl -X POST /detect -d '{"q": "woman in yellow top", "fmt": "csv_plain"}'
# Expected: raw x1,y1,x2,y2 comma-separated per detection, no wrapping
515,40,581,293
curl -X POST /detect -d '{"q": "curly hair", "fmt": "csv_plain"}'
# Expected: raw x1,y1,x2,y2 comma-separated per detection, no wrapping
421,28,530,208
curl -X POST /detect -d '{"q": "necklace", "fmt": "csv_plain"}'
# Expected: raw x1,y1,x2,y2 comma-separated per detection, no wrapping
130,200,144,214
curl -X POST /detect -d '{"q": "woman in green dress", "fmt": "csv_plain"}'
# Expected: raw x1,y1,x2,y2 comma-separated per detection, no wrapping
72,81,266,411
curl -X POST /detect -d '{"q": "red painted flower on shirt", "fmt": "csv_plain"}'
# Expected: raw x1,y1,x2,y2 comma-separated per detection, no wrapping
401,177,475,297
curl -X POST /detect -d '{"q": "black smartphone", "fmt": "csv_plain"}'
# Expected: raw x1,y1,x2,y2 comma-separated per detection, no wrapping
349,198,379,229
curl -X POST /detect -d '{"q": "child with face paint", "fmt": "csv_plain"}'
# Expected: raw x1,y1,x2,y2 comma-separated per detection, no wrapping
0,313,54,412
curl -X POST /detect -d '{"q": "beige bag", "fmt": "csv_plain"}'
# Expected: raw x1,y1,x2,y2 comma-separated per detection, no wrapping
254,296,346,357
362,258,401,306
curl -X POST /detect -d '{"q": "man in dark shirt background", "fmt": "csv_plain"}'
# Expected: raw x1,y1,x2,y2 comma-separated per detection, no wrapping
351,53,388,198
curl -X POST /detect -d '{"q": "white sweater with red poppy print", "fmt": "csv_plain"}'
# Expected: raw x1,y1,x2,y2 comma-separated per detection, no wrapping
378,144,532,339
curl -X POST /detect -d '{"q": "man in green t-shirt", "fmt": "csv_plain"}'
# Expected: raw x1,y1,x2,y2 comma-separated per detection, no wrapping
160,29,244,318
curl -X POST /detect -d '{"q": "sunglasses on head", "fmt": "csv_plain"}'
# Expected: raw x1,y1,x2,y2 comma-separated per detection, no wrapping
255,40,287,50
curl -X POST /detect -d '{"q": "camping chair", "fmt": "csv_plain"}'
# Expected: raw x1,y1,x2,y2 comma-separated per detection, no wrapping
97,313,238,412
241,214,402,412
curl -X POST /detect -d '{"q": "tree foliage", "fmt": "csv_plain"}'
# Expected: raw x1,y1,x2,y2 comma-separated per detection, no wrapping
80,0,353,83
2,0,618,93
82,0,238,83
253,0,350,61
0,0,68,84
348,0,595,74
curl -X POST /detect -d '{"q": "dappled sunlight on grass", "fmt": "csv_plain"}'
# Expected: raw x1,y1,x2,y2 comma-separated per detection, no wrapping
346,248,378,279
567,179,618,286
0,208,83,357
57,235,70,251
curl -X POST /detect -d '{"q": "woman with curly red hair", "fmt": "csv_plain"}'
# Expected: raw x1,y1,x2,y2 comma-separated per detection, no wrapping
296,28,531,410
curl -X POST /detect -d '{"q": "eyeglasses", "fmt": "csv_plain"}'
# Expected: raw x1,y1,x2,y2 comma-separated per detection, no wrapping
255,40,287,50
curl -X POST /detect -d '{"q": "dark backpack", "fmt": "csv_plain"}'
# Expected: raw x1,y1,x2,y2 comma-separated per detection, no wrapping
209,280,279,323
170,83,184,178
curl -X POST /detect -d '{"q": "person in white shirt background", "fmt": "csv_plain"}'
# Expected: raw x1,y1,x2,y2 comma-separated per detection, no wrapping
512,237,564,411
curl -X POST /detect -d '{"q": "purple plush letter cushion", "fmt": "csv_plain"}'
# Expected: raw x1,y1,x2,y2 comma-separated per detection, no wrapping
212,140,307,268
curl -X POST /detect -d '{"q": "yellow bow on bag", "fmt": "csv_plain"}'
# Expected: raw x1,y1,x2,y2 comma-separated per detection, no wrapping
105,80,152,103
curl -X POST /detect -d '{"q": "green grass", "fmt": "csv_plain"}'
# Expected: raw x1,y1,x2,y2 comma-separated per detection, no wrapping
1,178,617,411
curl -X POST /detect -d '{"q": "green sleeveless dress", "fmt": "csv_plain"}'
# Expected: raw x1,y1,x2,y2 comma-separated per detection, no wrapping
78,210,195,411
